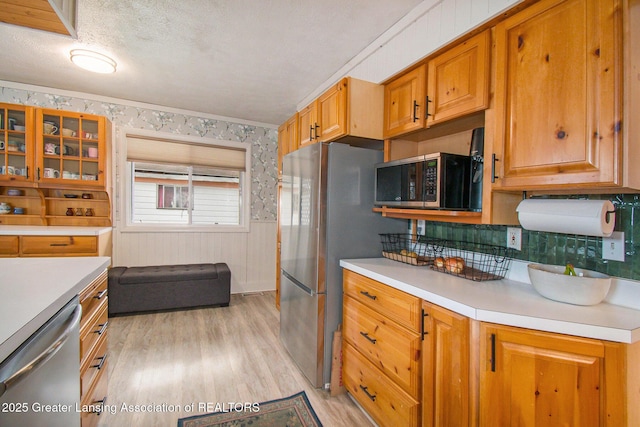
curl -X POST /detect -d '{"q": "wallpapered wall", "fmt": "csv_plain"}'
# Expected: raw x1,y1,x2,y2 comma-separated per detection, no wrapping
0,85,279,221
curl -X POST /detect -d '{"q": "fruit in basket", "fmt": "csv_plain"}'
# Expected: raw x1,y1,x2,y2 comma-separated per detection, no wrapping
434,257,445,269
400,249,418,258
445,257,465,274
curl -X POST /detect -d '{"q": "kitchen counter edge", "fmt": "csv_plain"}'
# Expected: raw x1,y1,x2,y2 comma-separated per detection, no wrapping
340,258,640,344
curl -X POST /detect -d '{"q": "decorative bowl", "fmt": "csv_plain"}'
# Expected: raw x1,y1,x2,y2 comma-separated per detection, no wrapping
527,263,612,306
7,189,23,196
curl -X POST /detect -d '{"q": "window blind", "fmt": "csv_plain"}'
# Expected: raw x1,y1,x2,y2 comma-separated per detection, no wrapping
126,135,246,171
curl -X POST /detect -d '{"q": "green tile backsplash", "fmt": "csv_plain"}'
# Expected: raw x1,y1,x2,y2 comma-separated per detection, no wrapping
422,194,640,281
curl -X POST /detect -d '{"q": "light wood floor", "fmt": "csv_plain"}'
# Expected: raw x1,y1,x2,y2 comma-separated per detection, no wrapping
97,291,374,426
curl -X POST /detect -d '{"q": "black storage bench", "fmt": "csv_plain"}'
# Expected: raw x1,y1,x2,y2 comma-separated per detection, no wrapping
108,263,231,316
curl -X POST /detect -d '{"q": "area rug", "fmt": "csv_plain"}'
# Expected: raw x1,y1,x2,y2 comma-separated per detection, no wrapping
177,391,323,427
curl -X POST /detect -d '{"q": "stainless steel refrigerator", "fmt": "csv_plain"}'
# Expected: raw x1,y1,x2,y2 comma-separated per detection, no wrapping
279,142,404,388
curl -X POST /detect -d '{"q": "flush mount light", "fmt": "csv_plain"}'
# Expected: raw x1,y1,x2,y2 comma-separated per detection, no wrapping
70,49,117,74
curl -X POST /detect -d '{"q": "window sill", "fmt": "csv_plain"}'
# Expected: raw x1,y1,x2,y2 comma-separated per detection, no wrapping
118,223,250,233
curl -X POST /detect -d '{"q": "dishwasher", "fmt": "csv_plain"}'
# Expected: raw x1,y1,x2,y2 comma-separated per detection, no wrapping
0,297,82,427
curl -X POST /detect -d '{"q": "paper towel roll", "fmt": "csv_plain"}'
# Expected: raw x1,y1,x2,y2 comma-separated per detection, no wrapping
516,199,615,237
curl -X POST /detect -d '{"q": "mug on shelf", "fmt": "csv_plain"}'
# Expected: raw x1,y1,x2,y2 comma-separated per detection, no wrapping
62,170,73,179
87,147,98,158
44,142,56,154
8,118,16,130
43,168,60,178
43,122,58,135
61,128,76,137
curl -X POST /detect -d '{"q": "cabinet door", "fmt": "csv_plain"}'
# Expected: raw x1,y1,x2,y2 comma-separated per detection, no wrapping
480,323,603,427
298,101,317,147
492,0,621,189
383,64,427,138
0,103,35,184
422,301,470,427
278,113,298,174
317,79,347,142
427,30,490,126
35,109,108,188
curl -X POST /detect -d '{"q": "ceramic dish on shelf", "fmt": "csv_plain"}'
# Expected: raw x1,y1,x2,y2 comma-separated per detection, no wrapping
7,189,23,196
64,194,78,198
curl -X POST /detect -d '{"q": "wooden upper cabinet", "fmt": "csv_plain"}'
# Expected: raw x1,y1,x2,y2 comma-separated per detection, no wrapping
491,0,622,190
383,64,427,138
278,113,298,174
316,79,347,142
427,30,491,126
297,101,317,147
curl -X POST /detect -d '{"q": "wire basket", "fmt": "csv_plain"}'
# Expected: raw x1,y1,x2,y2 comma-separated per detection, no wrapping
380,234,445,266
432,241,514,281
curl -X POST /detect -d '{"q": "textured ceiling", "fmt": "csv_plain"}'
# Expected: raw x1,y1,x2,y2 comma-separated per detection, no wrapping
0,1,424,125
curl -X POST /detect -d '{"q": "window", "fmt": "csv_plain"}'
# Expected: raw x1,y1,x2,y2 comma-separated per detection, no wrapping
122,131,251,230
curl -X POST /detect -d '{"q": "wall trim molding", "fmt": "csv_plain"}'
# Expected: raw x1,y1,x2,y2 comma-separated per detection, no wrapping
0,80,278,129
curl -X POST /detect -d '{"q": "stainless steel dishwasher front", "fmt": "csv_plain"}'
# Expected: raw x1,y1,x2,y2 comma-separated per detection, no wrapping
0,297,81,427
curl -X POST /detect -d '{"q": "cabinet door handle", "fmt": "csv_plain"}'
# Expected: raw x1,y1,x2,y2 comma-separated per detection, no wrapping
360,331,377,344
425,95,432,118
25,166,29,179
359,290,377,300
421,308,429,340
94,321,108,336
412,100,420,122
91,353,107,370
309,125,313,142
37,167,41,181
314,123,320,140
490,333,496,372
491,154,499,183
359,385,377,402
92,396,107,415
93,289,108,300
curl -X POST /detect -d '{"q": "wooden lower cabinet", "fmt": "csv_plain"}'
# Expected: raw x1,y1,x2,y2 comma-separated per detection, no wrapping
0,230,112,257
480,323,640,427
0,235,19,256
422,301,470,427
342,270,421,427
79,269,109,427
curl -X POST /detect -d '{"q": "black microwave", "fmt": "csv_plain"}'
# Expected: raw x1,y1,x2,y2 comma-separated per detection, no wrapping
374,152,471,209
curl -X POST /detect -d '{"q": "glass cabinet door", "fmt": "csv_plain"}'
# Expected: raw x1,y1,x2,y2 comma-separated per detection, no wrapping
0,104,34,183
37,110,104,187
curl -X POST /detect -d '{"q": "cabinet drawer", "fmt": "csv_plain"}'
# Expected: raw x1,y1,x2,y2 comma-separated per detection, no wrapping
343,270,421,332
20,235,98,256
79,270,108,330
343,296,421,398
80,331,108,398
0,235,19,256
80,302,108,361
80,362,108,427
343,342,420,427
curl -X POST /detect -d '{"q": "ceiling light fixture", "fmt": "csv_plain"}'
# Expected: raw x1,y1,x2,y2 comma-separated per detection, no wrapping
70,49,117,74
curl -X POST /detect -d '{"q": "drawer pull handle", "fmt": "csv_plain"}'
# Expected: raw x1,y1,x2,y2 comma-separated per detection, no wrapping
94,321,108,336
359,385,377,402
50,243,69,247
360,291,377,300
360,331,377,344
93,396,107,415
93,289,108,300
91,353,107,370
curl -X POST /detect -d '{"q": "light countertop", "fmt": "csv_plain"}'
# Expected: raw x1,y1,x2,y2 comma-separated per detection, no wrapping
340,258,640,344
0,256,111,362
0,226,112,235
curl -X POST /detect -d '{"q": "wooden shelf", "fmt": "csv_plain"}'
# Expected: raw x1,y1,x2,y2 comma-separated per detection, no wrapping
373,206,483,224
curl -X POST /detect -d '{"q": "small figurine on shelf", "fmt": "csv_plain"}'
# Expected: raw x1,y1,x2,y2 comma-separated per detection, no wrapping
85,208,94,216
75,208,83,216
66,207,74,216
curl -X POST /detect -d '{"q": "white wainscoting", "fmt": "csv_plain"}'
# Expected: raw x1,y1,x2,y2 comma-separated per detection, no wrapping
112,220,277,294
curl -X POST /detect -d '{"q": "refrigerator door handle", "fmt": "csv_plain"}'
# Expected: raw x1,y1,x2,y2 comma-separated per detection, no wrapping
282,270,316,297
